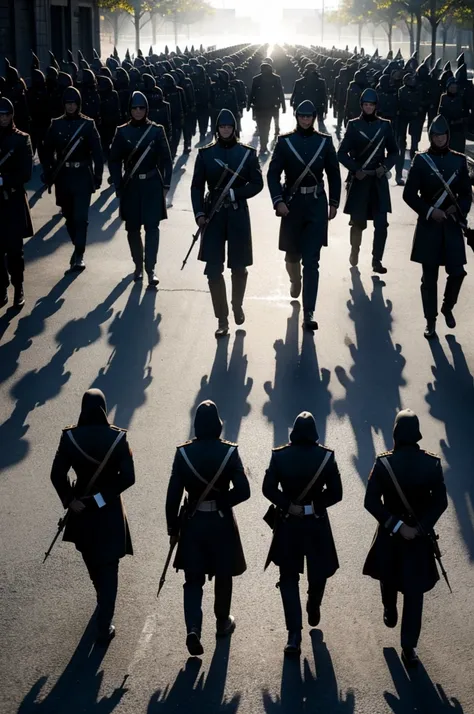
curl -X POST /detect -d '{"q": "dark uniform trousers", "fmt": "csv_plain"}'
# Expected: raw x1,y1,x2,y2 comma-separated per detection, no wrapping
184,571,233,633
82,554,120,634
205,262,248,322
197,108,210,136
421,263,466,320
396,117,423,178
350,213,389,263
381,582,424,649
184,113,197,148
61,191,92,257
278,558,327,632
125,222,160,275
256,110,274,151
286,243,321,315
0,234,24,291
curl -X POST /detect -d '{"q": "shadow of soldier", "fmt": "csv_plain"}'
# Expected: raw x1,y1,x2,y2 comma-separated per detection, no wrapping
425,335,474,560
17,613,129,714
91,284,161,430
147,637,241,714
333,270,406,483
189,329,253,443
167,153,190,208
263,301,332,447
383,647,465,713
0,277,131,473
262,629,355,714
23,213,65,264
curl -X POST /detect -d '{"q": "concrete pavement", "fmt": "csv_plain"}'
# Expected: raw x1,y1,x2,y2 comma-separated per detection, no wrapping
0,107,473,714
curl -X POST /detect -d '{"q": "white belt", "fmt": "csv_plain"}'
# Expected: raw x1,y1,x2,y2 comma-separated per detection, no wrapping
196,500,218,512
300,185,317,194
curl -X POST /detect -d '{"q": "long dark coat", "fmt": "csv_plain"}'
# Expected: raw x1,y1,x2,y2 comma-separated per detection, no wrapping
438,93,468,153
50,425,135,561
109,120,173,227
363,446,448,594
0,125,33,240
263,443,342,575
166,439,250,577
191,139,263,268
267,128,341,253
42,114,104,205
403,148,472,266
337,116,398,221
290,75,327,114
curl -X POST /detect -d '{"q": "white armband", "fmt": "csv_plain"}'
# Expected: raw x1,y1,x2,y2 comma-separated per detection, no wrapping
94,493,106,508
392,519,404,534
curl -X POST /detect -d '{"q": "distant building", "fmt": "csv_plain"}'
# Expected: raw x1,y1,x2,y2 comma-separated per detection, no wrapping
0,0,101,79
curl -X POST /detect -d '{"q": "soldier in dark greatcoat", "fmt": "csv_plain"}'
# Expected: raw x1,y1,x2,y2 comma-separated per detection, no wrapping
262,412,342,656
290,63,327,130
142,76,172,145
402,115,472,339
26,69,50,164
0,98,33,310
166,400,250,657
97,75,121,159
109,91,172,287
363,409,448,668
268,100,341,331
191,108,263,338
438,77,468,154
42,86,103,272
193,64,211,140
396,73,424,183
51,389,135,646
247,63,286,155
337,88,398,273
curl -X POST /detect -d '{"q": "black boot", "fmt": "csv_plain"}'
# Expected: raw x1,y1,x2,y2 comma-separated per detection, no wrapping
285,261,301,298
441,303,456,329
306,600,321,628
284,631,302,656
69,249,76,267
383,605,398,628
72,253,86,271
133,265,143,282
372,259,387,274
231,271,248,325
401,647,419,669
209,276,229,338
424,319,437,339
303,311,318,331
13,285,25,309
216,615,236,637
441,272,465,328
147,271,159,288
186,629,204,656
396,176,405,186
350,225,362,267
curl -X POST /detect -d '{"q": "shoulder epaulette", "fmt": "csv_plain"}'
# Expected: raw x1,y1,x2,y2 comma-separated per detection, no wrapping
423,449,440,460
239,141,256,151
110,425,127,433
279,130,294,138
450,149,465,158
272,443,291,451
177,440,193,449
199,140,216,151
222,439,238,447
377,450,393,459
317,130,331,138
117,121,128,130
62,425,76,432
318,443,334,453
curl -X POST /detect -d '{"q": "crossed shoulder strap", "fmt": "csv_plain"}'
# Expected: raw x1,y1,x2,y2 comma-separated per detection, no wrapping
179,445,236,516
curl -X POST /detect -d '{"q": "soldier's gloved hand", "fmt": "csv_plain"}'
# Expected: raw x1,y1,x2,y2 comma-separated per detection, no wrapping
288,503,304,518
94,177,102,191
69,498,86,514
328,205,337,220
399,523,419,540
197,215,207,228
445,205,456,216
275,201,290,217
355,170,367,181
432,208,447,223
375,166,386,179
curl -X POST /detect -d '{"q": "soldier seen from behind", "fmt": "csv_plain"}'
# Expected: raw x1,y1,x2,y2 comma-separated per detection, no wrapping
247,62,286,155
166,400,250,657
268,100,341,331
402,114,472,339
42,86,103,272
262,412,342,656
0,97,33,310
190,108,263,338
338,88,398,274
363,410,448,669
50,389,135,647
109,91,173,288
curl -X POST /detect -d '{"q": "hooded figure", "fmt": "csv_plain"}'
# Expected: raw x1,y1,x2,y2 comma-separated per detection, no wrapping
344,69,369,121
262,411,342,655
50,389,135,646
162,72,185,158
210,69,239,134
247,60,286,153
80,68,100,121
165,400,250,657
396,72,424,181
194,63,211,138
2,61,30,133
114,66,131,122
142,77,172,140
402,113,471,337
363,409,448,668
439,77,467,154
98,75,121,157
376,73,398,121
27,69,50,160
290,62,327,126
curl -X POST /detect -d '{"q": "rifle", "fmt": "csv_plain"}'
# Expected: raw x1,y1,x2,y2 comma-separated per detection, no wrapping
43,512,70,563
181,149,251,269
157,535,179,598
429,531,452,593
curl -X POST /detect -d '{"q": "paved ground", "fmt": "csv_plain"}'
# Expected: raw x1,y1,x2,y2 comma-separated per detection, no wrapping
0,106,473,714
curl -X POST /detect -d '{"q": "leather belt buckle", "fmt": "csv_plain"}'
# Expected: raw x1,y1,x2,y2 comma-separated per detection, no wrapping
74,162,80,168
138,173,147,180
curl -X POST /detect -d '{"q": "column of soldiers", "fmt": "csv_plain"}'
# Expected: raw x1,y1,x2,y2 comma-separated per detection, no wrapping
1,41,473,338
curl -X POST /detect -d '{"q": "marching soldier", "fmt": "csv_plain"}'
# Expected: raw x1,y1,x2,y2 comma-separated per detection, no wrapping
262,412,342,656
51,389,135,646
438,78,468,154
290,63,327,130
267,100,341,331
190,108,263,338
0,97,33,309
337,88,398,273
166,400,250,657
402,115,472,339
109,91,173,287
363,409,448,668
26,69,50,164
97,75,121,160
396,73,424,184
247,62,286,155
42,86,103,272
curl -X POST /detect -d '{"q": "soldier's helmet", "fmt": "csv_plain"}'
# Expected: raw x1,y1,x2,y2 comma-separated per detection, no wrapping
0,97,14,116
360,87,378,105
62,86,82,112
215,108,236,135
429,114,450,144
129,90,149,116
295,100,317,117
